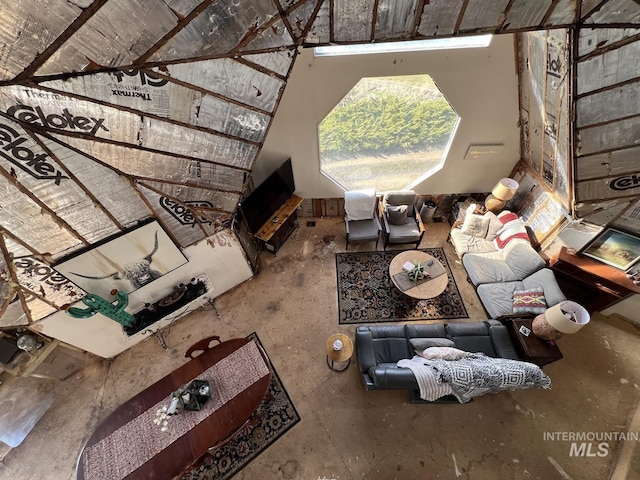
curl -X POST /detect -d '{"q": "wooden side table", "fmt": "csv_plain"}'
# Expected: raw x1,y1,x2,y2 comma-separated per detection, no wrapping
505,318,563,367
326,333,353,372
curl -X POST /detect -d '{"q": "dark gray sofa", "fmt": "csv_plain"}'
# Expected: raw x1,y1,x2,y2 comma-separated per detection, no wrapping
355,321,519,392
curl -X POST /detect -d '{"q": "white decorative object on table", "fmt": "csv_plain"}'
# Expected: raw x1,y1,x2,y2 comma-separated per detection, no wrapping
166,397,179,416
153,406,171,432
402,261,415,272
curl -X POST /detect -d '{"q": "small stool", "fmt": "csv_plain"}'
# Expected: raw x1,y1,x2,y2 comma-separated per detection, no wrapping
325,333,353,372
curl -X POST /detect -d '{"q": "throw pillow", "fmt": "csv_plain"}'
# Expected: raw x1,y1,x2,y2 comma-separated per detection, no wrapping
409,337,455,355
498,210,520,225
422,346,467,361
495,226,530,249
386,205,407,225
460,213,490,238
513,288,547,314
494,214,530,249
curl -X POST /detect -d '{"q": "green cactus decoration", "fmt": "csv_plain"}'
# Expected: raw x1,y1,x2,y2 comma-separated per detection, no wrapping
66,289,136,328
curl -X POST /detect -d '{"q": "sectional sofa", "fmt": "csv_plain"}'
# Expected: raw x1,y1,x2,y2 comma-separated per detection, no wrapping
449,207,567,319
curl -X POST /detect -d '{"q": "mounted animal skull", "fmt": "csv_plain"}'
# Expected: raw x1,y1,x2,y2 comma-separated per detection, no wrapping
69,231,162,290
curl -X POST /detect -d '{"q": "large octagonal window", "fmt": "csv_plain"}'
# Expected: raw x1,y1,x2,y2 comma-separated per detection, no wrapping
319,75,459,192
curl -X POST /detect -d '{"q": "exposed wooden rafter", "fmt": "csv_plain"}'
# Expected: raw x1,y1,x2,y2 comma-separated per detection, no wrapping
14,0,110,81
541,0,562,26
134,0,217,65
27,131,124,231
23,123,253,175
30,84,261,148
581,0,611,22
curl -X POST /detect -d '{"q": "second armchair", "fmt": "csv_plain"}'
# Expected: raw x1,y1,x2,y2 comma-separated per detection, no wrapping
379,190,426,250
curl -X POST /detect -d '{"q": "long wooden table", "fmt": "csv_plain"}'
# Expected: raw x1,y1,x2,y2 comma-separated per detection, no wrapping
76,338,271,480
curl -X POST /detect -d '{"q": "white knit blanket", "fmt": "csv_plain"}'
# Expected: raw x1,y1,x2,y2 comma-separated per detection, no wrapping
397,357,454,401
345,189,376,221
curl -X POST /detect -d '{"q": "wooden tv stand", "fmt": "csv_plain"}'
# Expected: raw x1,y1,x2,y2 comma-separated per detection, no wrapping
254,195,303,253
550,246,640,313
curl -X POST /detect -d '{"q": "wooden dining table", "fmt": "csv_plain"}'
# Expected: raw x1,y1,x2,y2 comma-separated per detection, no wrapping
76,337,271,480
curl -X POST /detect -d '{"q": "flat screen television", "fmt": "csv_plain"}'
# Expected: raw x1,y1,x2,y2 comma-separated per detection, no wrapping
240,158,295,233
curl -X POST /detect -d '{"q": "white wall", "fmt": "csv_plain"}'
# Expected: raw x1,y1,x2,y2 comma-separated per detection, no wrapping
258,34,521,197
603,296,640,325
33,230,252,358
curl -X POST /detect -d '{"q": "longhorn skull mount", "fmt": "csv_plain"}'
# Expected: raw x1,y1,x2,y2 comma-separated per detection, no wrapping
69,231,162,290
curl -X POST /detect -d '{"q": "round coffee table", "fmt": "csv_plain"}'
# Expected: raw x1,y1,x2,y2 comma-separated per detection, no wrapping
389,250,449,299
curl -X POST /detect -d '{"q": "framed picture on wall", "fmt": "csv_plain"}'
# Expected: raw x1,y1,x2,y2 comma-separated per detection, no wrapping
580,227,640,272
53,219,187,298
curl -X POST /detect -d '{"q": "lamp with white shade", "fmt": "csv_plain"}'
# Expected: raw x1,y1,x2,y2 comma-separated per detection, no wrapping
531,301,590,341
484,178,519,213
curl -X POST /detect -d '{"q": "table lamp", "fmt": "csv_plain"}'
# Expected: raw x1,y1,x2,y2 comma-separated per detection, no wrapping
484,178,519,213
532,301,590,341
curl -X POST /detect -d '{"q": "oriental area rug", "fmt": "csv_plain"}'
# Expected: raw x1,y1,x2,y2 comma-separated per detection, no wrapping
177,333,300,480
335,248,468,324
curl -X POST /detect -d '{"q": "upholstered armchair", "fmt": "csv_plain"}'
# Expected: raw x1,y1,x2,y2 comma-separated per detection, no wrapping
344,189,381,249
379,190,426,250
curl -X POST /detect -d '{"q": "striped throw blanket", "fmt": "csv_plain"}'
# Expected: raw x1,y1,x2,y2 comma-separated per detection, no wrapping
397,357,454,401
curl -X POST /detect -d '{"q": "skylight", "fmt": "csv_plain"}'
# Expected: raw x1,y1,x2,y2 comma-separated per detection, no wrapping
314,35,492,57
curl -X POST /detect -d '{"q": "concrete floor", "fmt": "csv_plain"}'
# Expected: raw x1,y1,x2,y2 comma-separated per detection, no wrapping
1,219,640,480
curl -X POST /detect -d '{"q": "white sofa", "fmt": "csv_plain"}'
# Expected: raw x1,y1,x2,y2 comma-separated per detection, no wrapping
449,204,529,258
476,268,567,320
451,207,567,319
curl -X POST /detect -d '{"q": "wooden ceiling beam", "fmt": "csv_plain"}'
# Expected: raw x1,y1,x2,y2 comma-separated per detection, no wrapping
135,0,217,64
132,181,205,247
412,0,427,38
52,131,251,173
0,233,26,322
134,177,243,196
576,32,640,63
0,161,89,246
454,0,470,33
370,0,380,42
14,0,110,81
270,0,298,45
541,0,562,26
27,131,124,231
497,0,517,31
32,84,262,147
137,181,235,215
580,0,611,23
300,0,327,40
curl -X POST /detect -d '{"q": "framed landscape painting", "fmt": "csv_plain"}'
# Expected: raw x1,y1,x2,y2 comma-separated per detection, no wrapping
580,227,640,272
53,220,187,298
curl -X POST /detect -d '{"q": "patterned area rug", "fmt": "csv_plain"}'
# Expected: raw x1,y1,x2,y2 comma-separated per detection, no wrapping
177,333,300,480
336,248,468,324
